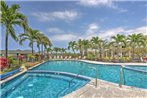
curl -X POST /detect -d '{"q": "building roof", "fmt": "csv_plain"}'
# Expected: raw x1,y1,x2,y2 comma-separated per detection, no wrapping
0,49,35,54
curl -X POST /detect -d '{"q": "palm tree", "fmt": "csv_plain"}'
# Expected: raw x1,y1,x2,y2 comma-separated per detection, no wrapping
60,48,66,54
127,33,144,59
46,47,52,59
40,36,52,55
19,28,39,54
46,47,52,55
36,33,45,55
99,40,107,59
1,1,28,58
111,34,126,58
91,37,100,55
81,39,90,57
68,41,76,54
53,47,60,57
77,39,83,57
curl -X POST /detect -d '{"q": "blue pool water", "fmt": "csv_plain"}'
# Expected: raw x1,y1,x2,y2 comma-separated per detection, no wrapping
1,73,89,98
33,60,147,89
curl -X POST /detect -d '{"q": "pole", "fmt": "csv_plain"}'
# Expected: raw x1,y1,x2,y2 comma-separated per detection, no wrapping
119,65,123,88
88,66,98,88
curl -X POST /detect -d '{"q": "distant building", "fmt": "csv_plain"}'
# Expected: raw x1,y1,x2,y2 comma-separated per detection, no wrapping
0,49,35,58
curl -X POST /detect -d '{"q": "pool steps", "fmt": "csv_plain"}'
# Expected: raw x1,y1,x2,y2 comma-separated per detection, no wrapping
27,70,92,80
1,75,28,97
1,71,90,97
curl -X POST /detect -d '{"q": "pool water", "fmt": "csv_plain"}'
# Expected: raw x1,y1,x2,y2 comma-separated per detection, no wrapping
33,60,147,89
1,73,89,98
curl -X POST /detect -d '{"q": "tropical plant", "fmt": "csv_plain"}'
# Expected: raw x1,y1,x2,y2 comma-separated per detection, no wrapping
0,57,9,70
127,33,145,59
68,41,76,54
77,39,83,57
111,34,126,58
1,1,28,58
19,28,39,54
27,54,35,62
40,35,52,55
81,39,90,57
91,37,100,55
7,56,14,67
53,47,60,57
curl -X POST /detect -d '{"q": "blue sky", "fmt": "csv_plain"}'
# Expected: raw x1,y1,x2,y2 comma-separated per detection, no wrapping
1,0,147,51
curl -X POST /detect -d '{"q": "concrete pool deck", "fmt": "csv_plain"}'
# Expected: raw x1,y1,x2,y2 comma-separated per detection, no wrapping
63,79,147,98
78,60,147,66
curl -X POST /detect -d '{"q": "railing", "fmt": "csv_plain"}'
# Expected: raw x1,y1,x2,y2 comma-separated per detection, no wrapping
119,65,147,88
119,65,123,88
88,66,98,87
68,70,84,87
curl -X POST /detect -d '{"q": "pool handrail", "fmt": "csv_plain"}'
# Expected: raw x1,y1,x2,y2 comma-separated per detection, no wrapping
68,70,84,87
88,66,98,87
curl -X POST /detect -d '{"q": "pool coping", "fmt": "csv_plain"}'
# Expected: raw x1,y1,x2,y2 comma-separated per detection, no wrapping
78,59,147,66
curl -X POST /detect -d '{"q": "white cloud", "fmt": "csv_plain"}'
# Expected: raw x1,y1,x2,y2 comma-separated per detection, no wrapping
125,26,147,35
97,26,147,39
49,25,146,43
32,10,79,22
79,0,113,7
78,0,127,13
86,23,99,35
50,34,77,41
47,28,64,33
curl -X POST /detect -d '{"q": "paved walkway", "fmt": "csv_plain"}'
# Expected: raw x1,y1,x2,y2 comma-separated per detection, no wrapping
63,79,147,98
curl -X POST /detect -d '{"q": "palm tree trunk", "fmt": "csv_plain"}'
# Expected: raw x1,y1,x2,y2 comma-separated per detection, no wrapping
38,45,40,55
73,49,75,55
94,49,97,60
5,29,8,59
99,48,102,59
38,45,41,61
132,47,135,60
41,44,43,55
32,42,34,54
5,29,10,67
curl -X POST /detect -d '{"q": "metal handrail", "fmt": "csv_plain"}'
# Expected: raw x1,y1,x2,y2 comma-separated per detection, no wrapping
68,70,83,87
119,65,123,88
119,65,146,88
88,66,98,88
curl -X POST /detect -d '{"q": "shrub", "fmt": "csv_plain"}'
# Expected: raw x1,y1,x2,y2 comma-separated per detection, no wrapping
86,53,95,60
0,57,9,70
8,56,15,66
27,54,35,62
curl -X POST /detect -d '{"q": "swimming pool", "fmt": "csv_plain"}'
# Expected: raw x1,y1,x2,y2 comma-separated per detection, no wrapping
1,72,89,98
33,60,147,89
1,60,147,98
